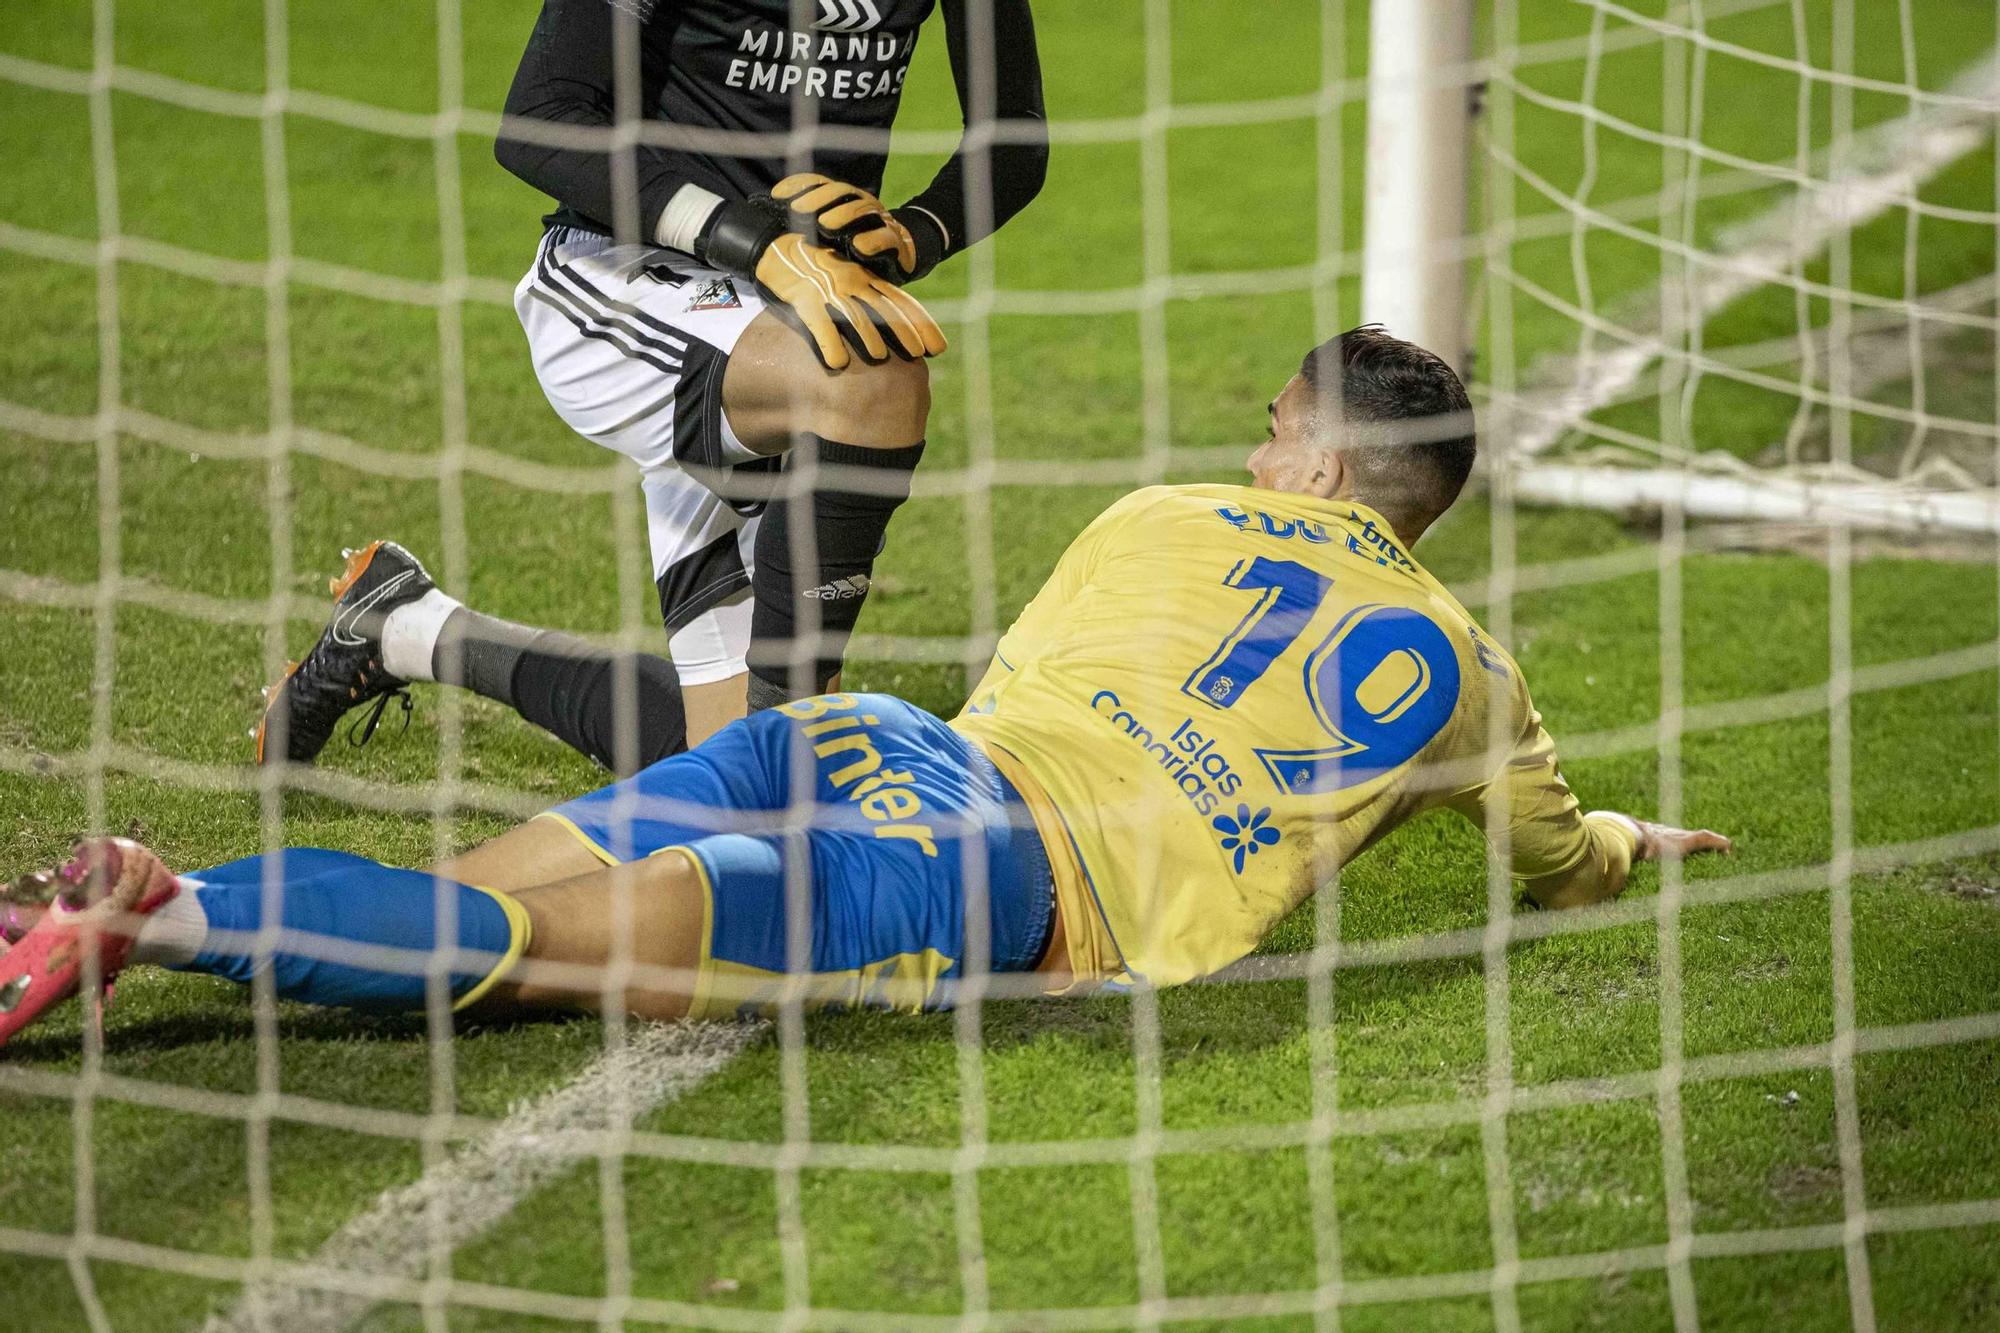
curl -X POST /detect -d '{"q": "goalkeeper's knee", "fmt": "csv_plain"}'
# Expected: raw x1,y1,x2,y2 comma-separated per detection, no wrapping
812,349,929,442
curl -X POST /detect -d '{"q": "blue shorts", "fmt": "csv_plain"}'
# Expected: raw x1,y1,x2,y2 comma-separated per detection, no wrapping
539,694,1056,1018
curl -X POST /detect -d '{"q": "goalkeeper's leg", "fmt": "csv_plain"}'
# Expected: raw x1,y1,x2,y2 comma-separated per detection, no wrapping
381,588,694,776
514,226,930,727
719,314,930,710
256,540,712,774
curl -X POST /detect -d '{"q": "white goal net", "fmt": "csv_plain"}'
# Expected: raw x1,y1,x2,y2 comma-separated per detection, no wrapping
1478,0,2000,537
0,0,1996,1331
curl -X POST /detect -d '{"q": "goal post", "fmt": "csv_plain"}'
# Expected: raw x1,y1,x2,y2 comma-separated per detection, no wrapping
1361,0,1477,376
1363,0,2000,538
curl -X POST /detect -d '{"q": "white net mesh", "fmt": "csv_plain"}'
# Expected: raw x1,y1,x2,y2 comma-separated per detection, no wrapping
1493,0,2000,536
1,0,1998,1329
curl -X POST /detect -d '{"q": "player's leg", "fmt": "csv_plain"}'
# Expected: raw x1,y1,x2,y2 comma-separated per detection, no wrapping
514,230,933,718
671,599,750,747
637,466,757,749
463,848,709,1021
450,228,775,760
426,809,612,894
257,232,931,767
459,689,1065,1019
476,691,1065,1020
508,230,782,739
430,711,796,1019
720,315,931,709
0,722,778,1044
254,539,692,776
1,696,1063,1045
434,599,695,769
0,839,532,1044
181,707,802,1022
0,832,710,1036
259,230,760,772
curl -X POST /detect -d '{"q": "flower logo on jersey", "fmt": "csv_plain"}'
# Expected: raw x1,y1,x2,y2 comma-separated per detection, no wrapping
815,0,883,33
1212,803,1280,873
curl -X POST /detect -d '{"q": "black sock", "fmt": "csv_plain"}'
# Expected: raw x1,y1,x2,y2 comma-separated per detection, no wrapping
433,609,687,776
748,437,923,703
743,671,792,716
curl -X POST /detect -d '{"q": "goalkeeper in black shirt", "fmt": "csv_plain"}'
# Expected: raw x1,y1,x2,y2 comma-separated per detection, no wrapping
256,0,1048,772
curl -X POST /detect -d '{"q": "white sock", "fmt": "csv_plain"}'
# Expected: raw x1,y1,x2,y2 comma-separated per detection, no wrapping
130,880,212,969
381,588,462,682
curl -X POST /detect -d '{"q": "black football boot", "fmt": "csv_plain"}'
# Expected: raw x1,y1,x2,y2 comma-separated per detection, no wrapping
254,541,433,765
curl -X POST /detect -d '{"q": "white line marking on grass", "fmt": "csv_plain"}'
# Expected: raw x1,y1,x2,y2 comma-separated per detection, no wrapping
1508,48,2000,460
204,1019,763,1333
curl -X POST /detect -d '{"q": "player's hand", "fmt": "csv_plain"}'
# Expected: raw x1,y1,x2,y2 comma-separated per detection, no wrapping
771,172,917,281
752,233,948,371
1594,811,1733,863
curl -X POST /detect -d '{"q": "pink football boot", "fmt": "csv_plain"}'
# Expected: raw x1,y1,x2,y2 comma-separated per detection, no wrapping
0,838,182,1049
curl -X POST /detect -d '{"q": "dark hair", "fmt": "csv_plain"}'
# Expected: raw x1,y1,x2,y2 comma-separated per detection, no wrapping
1297,324,1476,525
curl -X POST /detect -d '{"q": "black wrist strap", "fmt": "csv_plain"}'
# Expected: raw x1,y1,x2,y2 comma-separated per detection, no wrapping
892,206,950,283
696,196,789,279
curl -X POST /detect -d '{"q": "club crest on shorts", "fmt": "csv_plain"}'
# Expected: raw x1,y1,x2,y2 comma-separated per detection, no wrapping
690,277,742,311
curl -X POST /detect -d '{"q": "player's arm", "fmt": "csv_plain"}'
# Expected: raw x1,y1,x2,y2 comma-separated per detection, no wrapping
1451,706,1731,910
894,0,1050,282
495,0,696,244
495,0,944,371
767,0,1048,285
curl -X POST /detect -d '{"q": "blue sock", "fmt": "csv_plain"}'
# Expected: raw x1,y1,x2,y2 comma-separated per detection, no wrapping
177,850,531,1012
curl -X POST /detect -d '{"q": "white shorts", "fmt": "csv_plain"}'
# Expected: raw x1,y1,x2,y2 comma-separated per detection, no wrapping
667,587,751,687
514,225,778,682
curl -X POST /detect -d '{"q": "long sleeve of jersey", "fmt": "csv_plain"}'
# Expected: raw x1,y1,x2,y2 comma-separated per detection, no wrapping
496,0,691,240
1450,706,1639,910
898,0,1049,278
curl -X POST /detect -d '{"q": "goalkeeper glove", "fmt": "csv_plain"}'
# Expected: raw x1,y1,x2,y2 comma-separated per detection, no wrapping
697,195,947,372
771,172,918,281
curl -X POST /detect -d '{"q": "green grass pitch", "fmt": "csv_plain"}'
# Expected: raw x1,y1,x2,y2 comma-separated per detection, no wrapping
3,0,1999,1328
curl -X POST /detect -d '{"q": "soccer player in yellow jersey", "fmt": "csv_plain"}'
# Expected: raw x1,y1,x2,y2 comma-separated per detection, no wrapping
0,328,1728,1042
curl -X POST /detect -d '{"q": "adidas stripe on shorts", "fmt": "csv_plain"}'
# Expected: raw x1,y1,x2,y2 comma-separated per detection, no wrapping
513,225,780,685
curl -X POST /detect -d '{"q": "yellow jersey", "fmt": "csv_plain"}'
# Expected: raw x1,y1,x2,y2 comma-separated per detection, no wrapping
951,485,1636,989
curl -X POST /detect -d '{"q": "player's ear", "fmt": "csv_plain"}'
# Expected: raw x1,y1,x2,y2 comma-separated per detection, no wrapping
1307,446,1343,500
